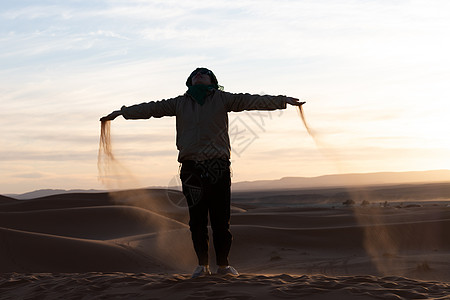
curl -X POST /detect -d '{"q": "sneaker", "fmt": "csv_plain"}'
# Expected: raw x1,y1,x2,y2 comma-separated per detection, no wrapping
217,265,239,276
191,265,211,278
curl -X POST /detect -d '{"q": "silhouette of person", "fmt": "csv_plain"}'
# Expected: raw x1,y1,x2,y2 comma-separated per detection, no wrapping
101,67,305,278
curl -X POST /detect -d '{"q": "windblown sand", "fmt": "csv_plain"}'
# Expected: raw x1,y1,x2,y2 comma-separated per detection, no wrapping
0,188,449,299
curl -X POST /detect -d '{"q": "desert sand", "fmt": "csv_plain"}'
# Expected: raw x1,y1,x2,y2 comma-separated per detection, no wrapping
1,186,450,299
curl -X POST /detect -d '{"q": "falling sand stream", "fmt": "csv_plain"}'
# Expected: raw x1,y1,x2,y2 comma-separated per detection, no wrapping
98,120,195,272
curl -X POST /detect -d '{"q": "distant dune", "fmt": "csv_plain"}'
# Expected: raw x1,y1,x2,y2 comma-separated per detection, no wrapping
0,195,17,204
7,189,106,200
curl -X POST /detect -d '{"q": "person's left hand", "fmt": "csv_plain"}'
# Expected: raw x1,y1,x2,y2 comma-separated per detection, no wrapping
286,97,306,106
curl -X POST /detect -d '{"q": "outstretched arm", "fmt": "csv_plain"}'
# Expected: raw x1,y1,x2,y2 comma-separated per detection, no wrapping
100,110,122,122
99,97,178,122
224,91,304,112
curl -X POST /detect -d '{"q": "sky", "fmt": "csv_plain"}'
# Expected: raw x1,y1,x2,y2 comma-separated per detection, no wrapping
1,0,450,194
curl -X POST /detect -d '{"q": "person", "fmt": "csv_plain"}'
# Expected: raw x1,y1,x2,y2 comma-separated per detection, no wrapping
100,67,305,278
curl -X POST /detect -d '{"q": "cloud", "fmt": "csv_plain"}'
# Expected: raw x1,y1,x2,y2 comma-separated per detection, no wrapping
1,4,72,20
13,172,48,179
0,150,95,162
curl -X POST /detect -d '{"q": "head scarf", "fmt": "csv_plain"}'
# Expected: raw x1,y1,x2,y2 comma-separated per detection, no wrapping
186,84,215,105
186,68,220,105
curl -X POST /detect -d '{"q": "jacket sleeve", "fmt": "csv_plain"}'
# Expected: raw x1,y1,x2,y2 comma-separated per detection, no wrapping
223,91,287,112
120,97,178,119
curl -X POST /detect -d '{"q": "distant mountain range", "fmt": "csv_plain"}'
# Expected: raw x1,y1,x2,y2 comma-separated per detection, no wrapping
231,169,450,191
5,169,450,199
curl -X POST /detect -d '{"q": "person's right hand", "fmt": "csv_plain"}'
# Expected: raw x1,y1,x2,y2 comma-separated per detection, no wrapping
286,97,305,107
100,110,122,122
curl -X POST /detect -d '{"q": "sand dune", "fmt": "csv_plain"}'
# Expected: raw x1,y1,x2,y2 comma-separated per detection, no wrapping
0,189,182,212
0,188,449,299
0,193,112,212
0,227,161,273
0,195,17,204
0,206,186,240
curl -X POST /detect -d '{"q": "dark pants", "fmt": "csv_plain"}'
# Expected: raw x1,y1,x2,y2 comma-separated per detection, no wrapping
180,159,232,266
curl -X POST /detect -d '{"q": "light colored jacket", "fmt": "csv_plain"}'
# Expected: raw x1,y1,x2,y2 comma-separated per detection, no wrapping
121,90,287,162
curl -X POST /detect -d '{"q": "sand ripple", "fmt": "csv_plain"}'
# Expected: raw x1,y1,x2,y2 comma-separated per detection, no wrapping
1,272,449,300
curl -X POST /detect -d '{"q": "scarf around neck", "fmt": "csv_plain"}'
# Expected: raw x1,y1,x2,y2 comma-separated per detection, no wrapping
187,84,215,105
